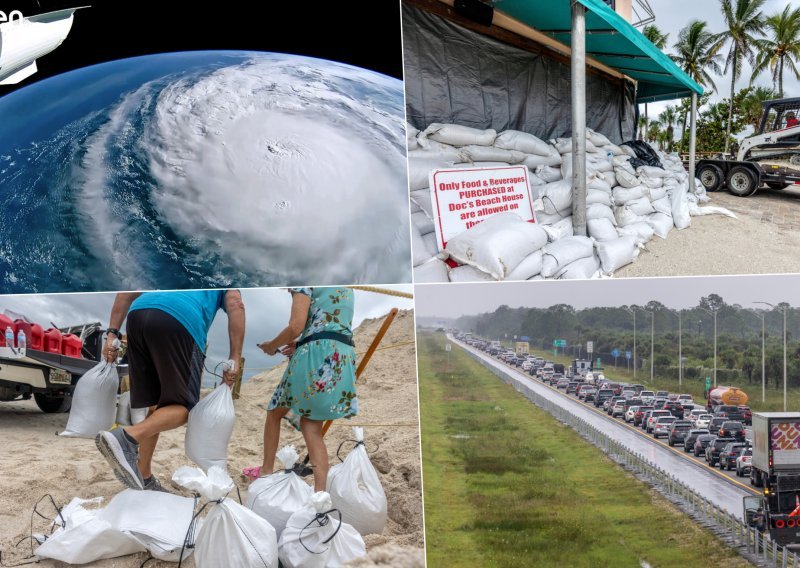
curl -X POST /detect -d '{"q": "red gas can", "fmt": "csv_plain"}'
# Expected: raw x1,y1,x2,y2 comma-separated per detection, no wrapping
28,323,44,351
61,334,82,358
43,328,62,354
0,314,15,347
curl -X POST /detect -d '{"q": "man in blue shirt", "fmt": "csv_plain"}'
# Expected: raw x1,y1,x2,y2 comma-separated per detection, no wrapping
96,289,245,491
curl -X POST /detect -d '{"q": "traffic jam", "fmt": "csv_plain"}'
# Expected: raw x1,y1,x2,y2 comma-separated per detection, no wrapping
455,333,800,547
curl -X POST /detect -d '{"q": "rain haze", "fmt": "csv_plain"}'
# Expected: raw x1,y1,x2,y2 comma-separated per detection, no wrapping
0,286,413,384
414,275,800,319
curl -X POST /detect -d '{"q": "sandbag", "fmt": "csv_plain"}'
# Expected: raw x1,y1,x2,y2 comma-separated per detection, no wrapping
444,213,549,280
603,143,625,156
616,222,655,245
541,216,574,242
586,189,612,207
279,492,366,568
540,180,571,214
406,124,419,151
588,173,612,193
587,218,619,242
115,391,132,427
620,144,637,157
556,254,601,280
536,165,563,183
612,155,636,175
521,150,562,169
506,250,544,281
413,258,450,283
327,428,387,536
637,165,668,178
651,196,672,216
421,232,439,255
60,362,119,438
553,137,598,154
614,205,647,227
411,224,433,267
422,123,497,147
587,128,612,147
647,185,667,201
131,406,148,425
647,212,673,239
614,167,639,188
409,189,434,220
408,156,455,191
626,197,655,216
460,145,525,164
640,174,664,189
411,211,434,234
535,209,570,225
612,186,646,205
596,236,638,273
248,445,314,539
586,203,617,225
689,203,737,218
174,466,279,568
603,169,618,188
494,130,552,156
185,384,236,471
671,185,691,229
448,264,496,282
541,236,595,278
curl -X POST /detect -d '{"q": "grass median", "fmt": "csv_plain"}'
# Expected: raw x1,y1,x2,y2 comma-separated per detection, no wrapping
419,332,750,567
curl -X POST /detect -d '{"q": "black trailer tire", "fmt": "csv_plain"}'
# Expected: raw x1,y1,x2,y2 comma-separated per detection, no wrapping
698,163,725,192
34,393,72,413
726,165,760,197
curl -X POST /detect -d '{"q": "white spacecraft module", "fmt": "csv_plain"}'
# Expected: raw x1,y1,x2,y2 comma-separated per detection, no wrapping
0,7,86,85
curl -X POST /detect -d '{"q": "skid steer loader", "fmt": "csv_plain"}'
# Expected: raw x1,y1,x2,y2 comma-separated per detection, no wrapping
696,97,800,197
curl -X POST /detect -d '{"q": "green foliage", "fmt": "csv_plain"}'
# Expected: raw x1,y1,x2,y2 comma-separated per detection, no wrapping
752,5,800,97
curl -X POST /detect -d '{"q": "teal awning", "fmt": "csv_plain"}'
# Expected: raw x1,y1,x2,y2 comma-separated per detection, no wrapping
495,0,703,103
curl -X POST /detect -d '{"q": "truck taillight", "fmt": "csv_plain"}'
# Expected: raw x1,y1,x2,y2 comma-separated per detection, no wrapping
775,519,785,528
789,519,797,528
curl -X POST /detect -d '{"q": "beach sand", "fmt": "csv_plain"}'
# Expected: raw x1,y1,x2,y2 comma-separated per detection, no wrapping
0,309,423,567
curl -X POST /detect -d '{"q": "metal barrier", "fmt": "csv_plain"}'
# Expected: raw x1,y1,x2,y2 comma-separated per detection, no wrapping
461,344,799,568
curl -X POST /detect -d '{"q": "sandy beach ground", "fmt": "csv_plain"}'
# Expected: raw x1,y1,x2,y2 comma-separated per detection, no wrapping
0,309,423,567
616,187,800,278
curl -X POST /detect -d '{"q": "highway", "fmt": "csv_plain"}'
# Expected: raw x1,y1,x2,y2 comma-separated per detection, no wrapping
450,335,758,520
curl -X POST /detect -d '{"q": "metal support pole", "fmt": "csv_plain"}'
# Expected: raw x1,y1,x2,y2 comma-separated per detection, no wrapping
784,308,788,412
650,311,654,382
688,92,697,193
713,310,717,387
762,314,766,404
571,0,587,236
678,311,682,387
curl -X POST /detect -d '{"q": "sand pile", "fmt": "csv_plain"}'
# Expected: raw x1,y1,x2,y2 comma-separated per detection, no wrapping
0,309,423,567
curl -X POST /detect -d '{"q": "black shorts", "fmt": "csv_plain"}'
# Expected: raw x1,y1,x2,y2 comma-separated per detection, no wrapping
126,308,205,410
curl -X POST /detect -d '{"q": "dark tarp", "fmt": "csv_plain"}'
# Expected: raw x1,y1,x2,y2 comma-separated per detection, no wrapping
402,4,636,144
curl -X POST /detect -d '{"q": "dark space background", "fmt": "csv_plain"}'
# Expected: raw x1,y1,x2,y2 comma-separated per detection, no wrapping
0,0,403,95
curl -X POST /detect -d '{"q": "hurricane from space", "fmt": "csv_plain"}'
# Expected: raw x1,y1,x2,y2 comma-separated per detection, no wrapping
0,52,410,293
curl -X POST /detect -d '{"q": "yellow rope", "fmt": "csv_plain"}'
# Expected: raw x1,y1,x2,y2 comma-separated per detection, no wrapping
346,285,414,299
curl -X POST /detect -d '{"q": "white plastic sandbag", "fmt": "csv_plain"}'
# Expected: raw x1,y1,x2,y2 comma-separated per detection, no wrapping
536,165,563,183
460,145,524,164
612,186,646,205
186,384,236,471
626,197,655,216
595,236,638,273
413,258,450,283
411,224,433,267
586,189,612,206
444,213,549,280
116,391,132,427
586,203,617,225
448,264,496,282
616,222,655,245
327,428,387,536
587,218,619,242
614,167,639,188
651,196,672,216
556,254,601,280
247,445,314,538
670,185,692,229
411,211,434,235
637,165,668,178
506,250,544,281
408,156,455,191
422,123,497,147
540,180,572,213
522,150,562,169
409,189,434,220
279,492,366,568
647,212,674,239
494,130,552,156
60,362,119,438
173,466,279,568
541,217,574,242
541,236,594,278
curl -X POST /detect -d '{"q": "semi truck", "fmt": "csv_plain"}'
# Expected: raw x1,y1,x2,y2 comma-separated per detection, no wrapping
745,412,800,546
706,386,748,411
515,341,530,356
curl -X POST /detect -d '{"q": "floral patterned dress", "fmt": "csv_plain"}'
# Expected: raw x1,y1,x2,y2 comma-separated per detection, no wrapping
268,287,358,420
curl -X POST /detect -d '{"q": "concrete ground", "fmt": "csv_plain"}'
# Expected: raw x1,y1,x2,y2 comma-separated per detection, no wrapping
615,184,800,278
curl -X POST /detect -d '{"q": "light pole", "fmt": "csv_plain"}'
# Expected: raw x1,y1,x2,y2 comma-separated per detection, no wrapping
698,306,720,387
756,301,789,412
624,307,637,380
746,309,767,404
643,308,655,383
666,309,683,387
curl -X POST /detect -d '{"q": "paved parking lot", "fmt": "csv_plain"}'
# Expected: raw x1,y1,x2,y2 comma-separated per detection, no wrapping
713,185,800,233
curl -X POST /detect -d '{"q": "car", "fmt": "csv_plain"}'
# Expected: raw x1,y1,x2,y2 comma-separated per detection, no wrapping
655,390,669,398
621,388,637,399
583,390,597,403
611,400,627,418
661,401,684,419
551,373,565,382
736,447,753,477
683,429,709,453
652,397,667,409
606,383,623,396
639,391,655,404
693,433,715,457
687,409,705,424
606,396,625,414
667,421,692,446
713,405,745,422
695,414,713,429
634,406,654,426
522,359,533,372
738,405,752,425
708,416,727,435
653,416,678,439
578,386,596,401
647,410,672,433
705,437,736,466
717,421,746,442
625,397,644,410
630,384,645,394
720,442,746,471
566,382,580,394
677,394,692,402
556,378,570,389
625,405,640,423
594,389,614,408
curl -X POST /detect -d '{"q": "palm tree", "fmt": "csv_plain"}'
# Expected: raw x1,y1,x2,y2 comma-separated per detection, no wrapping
718,0,767,155
658,106,678,152
643,24,669,50
647,120,662,145
740,86,778,131
751,5,800,97
657,130,670,152
676,98,693,152
671,20,725,92
638,115,648,140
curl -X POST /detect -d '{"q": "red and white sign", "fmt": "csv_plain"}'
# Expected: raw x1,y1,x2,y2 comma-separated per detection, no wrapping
429,165,535,250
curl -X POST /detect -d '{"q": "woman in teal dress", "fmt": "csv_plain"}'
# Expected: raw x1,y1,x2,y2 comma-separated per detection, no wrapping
250,287,357,491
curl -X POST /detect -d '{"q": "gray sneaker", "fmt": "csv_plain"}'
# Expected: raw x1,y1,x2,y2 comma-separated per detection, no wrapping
95,428,143,489
143,475,169,493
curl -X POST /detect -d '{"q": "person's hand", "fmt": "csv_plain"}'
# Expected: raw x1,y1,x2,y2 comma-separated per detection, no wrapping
102,335,120,363
222,357,238,387
258,341,278,356
280,341,296,358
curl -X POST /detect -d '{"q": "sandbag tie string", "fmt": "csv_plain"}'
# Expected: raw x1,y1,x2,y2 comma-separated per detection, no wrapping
336,438,380,462
299,509,343,554
177,495,217,568
0,494,64,567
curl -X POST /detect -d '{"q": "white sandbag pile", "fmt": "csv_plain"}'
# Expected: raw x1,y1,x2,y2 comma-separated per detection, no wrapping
247,445,314,538
185,383,236,471
407,122,736,282
59,361,119,438
173,465,279,568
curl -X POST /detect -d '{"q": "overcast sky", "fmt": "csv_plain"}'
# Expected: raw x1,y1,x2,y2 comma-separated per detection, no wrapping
643,0,799,126
0,286,413,383
415,275,800,320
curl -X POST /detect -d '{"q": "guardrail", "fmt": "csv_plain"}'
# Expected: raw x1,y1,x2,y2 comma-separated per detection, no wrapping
461,343,799,568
